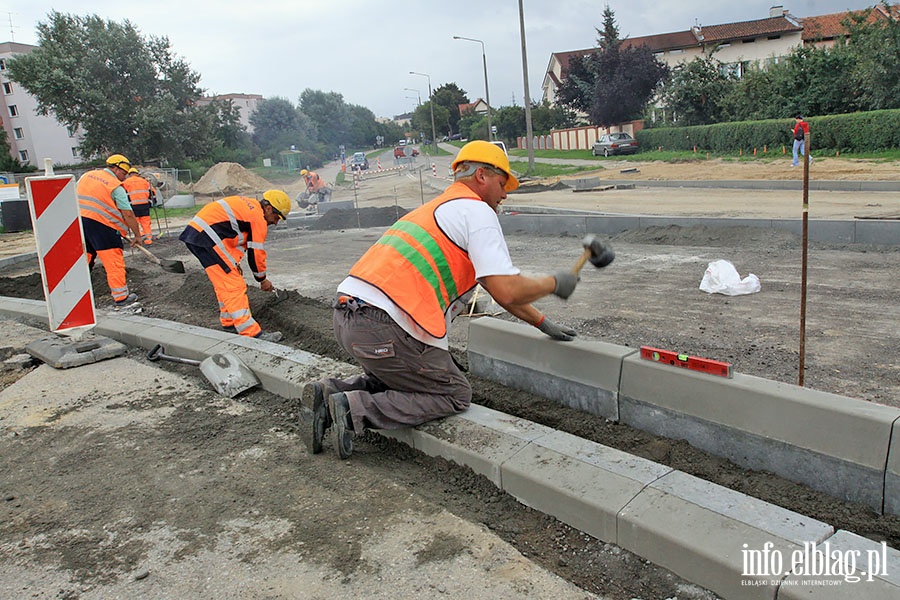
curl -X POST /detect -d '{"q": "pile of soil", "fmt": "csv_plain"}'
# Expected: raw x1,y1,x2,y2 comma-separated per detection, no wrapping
193,162,273,196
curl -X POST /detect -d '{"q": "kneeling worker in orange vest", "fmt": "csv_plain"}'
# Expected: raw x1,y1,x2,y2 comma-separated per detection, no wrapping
179,190,291,342
122,167,154,245
299,141,580,459
77,153,143,307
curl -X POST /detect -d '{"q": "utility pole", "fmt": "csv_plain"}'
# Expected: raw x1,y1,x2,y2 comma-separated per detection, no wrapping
518,0,534,170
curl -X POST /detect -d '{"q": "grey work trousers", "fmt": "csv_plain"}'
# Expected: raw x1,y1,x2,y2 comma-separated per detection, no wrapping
329,302,471,434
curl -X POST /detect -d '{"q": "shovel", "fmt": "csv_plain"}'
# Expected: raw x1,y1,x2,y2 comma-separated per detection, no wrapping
129,241,185,273
147,344,260,398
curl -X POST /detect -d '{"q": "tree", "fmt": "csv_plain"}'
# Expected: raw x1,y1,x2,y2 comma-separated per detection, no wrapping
7,11,209,164
250,96,318,159
843,3,900,111
299,89,351,148
556,5,668,127
430,83,469,135
660,55,736,126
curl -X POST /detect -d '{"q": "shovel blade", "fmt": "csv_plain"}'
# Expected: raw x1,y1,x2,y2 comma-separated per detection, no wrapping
199,352,259,398
161,259,185,273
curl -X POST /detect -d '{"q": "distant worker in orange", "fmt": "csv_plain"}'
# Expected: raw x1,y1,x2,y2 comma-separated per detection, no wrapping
77,153,143,307
179,190,292,342
300,168,328,203
122,167,155,245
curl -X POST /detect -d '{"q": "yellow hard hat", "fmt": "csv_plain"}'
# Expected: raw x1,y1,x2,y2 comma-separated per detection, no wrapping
300,169,309,176
451,141,519,191
106,153,132,171
263,189,291,220
128,167,139,175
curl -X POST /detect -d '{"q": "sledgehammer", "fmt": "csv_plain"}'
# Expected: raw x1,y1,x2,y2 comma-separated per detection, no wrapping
572,234,615,274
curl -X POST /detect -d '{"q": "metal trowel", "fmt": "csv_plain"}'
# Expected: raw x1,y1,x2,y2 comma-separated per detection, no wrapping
147,344,260,398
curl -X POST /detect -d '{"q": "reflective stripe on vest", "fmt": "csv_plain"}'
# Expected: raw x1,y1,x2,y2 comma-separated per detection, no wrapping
349,182,478,338
122,177,151,205
187,199,246,271
77,169,128,236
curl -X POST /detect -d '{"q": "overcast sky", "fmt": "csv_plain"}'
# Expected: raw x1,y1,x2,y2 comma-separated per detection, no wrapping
5,1,880,119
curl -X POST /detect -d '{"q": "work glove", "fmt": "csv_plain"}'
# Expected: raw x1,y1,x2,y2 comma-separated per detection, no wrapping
536,316,577,341
552,271,579,299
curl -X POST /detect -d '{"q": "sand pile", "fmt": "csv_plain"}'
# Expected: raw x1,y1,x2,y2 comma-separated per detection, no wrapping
194,162,273,196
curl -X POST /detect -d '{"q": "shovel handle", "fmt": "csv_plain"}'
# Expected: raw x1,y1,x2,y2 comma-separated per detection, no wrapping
133,243,162,265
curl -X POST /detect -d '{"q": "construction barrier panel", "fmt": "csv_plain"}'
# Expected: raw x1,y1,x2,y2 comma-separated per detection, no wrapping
25,175,95,332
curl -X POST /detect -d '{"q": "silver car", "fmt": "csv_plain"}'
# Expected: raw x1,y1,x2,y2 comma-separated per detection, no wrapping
591,132,639,157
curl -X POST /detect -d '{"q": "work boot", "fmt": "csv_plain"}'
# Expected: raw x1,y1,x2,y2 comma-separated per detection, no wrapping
254,330,283,343
222,325,238,334
114,293,139,307
328,392,354,459
300,381,335,454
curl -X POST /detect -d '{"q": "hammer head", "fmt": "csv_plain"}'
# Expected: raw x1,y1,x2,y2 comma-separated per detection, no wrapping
583,234,615,268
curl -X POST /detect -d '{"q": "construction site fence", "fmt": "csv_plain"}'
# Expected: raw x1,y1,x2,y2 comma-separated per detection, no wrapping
638,108,900,154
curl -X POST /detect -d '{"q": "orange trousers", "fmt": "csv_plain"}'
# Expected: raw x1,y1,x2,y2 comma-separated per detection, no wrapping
137,216,153,245
87,248,130,302
204,263,261,337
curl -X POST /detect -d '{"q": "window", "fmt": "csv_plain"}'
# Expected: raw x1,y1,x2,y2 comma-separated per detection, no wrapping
71,147,79,158
2,82,11,94
742,38,756,44
8,105,17,117
13,127,23,139
768,35,781,40
0,58,6,70
18,150,28,162
66,126,76,137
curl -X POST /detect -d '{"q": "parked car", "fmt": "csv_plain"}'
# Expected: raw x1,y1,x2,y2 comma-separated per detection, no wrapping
591,132,639,157
350,152,369,170
393,146,420,159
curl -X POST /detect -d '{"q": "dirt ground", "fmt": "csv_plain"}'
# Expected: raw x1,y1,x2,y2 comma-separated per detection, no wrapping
2,155,899,599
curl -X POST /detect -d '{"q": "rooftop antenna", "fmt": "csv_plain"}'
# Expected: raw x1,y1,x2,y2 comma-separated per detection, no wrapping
4,12,19,42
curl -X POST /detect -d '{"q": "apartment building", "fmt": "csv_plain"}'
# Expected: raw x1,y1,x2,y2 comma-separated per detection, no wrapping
0,42,82,168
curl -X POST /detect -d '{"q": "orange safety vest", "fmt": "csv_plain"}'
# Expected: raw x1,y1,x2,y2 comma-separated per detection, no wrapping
77,168,128,236
305,172,325,192
349,182,479,338
185,196,270,280
122,176,151,206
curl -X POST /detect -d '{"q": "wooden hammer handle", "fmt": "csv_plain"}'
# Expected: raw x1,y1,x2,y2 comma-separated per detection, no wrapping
572,247,592,274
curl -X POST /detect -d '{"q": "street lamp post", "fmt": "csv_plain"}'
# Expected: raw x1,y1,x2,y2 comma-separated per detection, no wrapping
410,71,438,154
404,88,421,106
453,36,492,141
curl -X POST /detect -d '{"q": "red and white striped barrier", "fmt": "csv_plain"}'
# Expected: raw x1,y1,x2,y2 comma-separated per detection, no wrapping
432,163,437,176
25,175,96,332
377,158,382,170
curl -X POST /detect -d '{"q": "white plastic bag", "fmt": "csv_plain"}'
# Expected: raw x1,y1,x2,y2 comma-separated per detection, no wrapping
699,259,761,296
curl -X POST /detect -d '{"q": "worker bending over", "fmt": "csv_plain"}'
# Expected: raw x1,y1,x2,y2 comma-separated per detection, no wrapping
122,167,155,245
77,154,143,307
179,190,291,342
300,141,579,459
300,169,328,203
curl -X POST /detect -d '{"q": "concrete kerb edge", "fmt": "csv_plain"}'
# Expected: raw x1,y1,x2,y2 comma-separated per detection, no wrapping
2,295,899,598
498,213,900,246
467,316,900,517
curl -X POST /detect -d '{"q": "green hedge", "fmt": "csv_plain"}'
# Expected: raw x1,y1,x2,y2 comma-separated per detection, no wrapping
636,109,900,153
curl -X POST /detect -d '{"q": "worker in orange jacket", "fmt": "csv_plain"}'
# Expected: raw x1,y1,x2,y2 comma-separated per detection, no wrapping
122,167,154,245
179,190,292,342
77,154,143,306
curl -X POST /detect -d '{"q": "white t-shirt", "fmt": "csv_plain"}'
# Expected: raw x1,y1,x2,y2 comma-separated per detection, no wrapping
337,196,519,350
